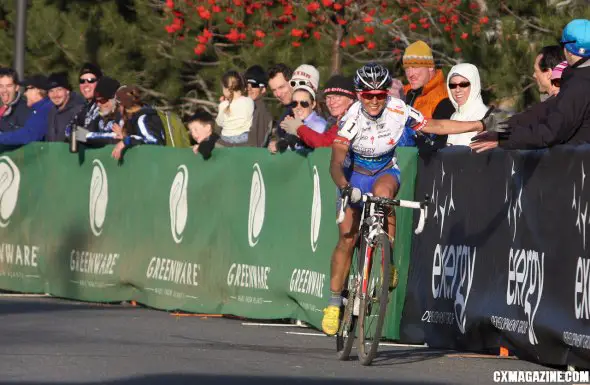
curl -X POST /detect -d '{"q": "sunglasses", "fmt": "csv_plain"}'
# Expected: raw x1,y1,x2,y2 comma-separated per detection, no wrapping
360,91,388,100
290,79,311,88
96,97,110,104
551,78,561,87
560,40,576,48
79,78,97,84
289,100,311,108
449,81,471,89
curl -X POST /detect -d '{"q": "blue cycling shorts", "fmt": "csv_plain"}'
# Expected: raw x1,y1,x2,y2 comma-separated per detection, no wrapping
337,166,401,210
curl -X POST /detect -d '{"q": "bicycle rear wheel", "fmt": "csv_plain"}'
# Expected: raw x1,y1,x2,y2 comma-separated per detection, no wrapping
357,233,391,366
336,243,360,360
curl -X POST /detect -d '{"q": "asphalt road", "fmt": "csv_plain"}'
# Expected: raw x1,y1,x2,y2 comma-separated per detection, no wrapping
0,296,559,385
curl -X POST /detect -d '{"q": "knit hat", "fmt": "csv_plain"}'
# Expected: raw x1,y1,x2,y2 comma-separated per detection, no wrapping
244,65,268,88
47,72,71,91
290,64,320,92
403,40,435,68
551,61,568,80
78,63,103,79
94,76,121,100
115,85,142,109
323,75,356,99
20,74,51,91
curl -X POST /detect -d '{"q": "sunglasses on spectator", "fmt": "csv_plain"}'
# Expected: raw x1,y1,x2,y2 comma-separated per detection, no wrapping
360,91,388,100
560,40,576,48
96,97,110,104
289,100,311,108
449,81,471,89
290,79,311,88
79,78,97,84
551,78,561,88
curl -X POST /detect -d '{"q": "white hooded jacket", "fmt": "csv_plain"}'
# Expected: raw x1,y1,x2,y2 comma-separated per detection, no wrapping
446,63,489,146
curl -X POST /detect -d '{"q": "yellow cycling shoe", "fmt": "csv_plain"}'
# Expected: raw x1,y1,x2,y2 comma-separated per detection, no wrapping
321,305,340,336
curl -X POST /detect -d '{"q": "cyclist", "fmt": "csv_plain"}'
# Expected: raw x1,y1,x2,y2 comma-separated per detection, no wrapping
321,63,428,336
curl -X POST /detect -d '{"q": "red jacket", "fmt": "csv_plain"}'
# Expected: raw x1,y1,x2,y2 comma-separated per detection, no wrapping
297,123,338,148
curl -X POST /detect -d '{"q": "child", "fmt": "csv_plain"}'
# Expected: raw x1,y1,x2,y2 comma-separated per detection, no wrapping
186,109,219,160
215,70,254,145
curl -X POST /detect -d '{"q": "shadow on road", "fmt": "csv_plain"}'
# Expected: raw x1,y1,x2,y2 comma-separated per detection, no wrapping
370,347,452,366
0,373,454,385
0,297,133,316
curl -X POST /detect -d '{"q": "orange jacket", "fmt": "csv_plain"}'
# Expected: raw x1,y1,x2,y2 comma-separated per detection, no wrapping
403,69,449,119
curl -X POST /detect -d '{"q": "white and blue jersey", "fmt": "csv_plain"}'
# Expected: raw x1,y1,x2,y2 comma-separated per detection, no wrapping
335,97,426,195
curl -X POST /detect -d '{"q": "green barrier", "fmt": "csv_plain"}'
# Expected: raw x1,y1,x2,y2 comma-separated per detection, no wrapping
0,142,417,338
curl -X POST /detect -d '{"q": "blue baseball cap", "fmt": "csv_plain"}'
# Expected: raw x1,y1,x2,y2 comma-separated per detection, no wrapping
561,19,590,58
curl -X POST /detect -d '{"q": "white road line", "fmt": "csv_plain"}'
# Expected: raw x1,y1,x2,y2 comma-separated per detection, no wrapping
285,331,329,337
242,322,302,327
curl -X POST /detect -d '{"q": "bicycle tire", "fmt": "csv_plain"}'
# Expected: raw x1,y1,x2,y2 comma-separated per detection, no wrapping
335,242,361,360
357,233,392,366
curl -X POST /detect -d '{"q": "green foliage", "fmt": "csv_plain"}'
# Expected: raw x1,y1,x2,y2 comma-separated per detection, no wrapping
0,0,588,115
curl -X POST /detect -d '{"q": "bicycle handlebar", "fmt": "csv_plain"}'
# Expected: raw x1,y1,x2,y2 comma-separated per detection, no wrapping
336,193,430,235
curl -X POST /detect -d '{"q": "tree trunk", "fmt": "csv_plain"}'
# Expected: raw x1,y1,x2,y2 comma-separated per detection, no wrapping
330,25,344,75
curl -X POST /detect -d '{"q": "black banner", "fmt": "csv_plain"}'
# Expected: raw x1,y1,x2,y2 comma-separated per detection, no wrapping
400,145,590,369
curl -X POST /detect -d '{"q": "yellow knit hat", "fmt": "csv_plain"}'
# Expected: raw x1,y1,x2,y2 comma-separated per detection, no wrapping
403,40,435,68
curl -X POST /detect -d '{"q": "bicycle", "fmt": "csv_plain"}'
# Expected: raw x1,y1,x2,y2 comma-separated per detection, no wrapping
335,189,429,366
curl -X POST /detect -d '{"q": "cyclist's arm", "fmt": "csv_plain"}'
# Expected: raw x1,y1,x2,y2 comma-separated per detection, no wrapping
330,139,350,190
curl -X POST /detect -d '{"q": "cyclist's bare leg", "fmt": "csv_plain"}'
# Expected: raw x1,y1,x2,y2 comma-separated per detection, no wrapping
372,173,399,240
330,206,361,295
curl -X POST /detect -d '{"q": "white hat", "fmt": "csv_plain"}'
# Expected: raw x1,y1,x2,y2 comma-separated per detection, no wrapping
290,64,320,92
293,84,316,100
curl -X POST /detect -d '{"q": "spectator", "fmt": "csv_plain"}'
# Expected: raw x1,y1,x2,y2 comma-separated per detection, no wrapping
186,109,219,160
74,76,124,146
266,63,294,153
45,72,85,142
549,61,568,94
66,63,103,139
111,85,166,160
283,75,356,148
215,70,254,145
280,86,327,150
445,63,489,146
533,45,566,100
471,19,590,152
285,75,356,148
402,40,454,148
244,65,273,147
0,75,52,145
272,64,322,154
0,67,31,133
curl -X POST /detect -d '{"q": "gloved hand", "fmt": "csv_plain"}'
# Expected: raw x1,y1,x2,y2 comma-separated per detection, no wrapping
340,185,362,203
280,117,304,136
480,107,509,133
74,127,89,143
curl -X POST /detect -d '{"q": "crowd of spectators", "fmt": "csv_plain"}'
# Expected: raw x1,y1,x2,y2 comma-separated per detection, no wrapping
0,18,588,160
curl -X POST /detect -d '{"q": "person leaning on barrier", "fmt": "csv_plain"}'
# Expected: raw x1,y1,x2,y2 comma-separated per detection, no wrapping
73,76,124,147
0,67,31,133
243,65,273,147
0,75,53,145
470,19,590,152
281,74,356,148
45,72,85,143
186,109,219,160
66,63,103,138
110,85,166,160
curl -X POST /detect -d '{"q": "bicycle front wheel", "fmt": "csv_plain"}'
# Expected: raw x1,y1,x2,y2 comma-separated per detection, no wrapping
336,243,360,360
357,233,391,366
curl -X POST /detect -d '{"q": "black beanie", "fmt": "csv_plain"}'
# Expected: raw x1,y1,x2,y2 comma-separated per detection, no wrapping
323,75,356,99
94,76,120,100
79,62,103,79
244,65,268,88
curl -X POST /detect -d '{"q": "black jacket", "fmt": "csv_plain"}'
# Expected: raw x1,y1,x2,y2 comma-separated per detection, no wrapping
124,106,166,146
46,92,85,142
500,59,590,149
0,92,31,133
